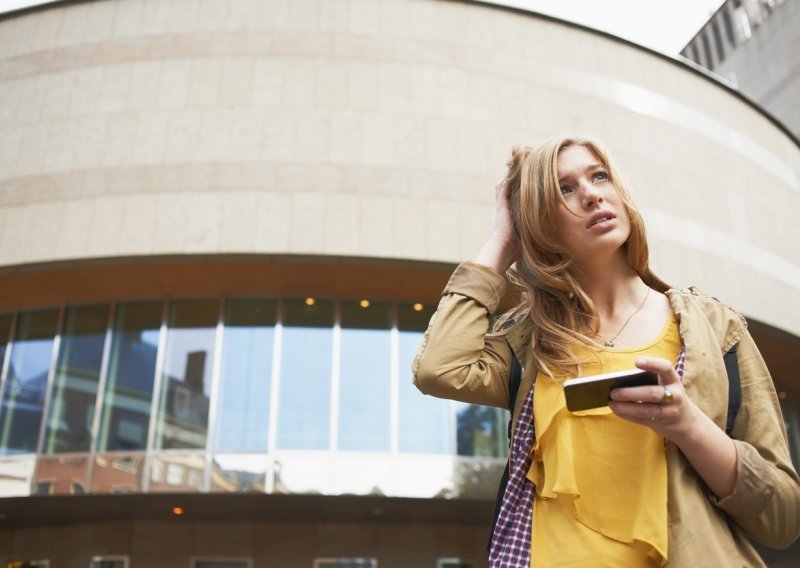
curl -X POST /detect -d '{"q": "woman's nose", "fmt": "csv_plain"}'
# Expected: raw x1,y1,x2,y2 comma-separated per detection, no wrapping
580,183,603,207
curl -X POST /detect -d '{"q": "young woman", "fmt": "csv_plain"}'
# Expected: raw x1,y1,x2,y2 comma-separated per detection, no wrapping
413,136,800,566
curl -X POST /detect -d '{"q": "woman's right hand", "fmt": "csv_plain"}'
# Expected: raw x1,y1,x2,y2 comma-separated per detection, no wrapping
475,179,522,274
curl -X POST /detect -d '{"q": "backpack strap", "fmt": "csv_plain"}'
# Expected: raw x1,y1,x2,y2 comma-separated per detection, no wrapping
723,344,741,437
507,351,522,439
488,326,523,550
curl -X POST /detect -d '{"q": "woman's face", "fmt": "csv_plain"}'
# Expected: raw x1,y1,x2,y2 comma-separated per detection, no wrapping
554,144,631,262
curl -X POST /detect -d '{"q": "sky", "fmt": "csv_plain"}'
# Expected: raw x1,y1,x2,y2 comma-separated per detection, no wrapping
494,0,727,54
0,0,726,55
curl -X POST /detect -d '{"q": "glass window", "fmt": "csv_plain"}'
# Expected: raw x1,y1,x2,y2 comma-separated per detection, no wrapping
91,557,129,568
0,309,59,455
97,301,162,451
397,303,453,454
209,454,267,493
34,454,90,495
711,20,725,62
149,454,206,492
214,299,276,452
91,453,144,494
0,312,12,374
42,304,109,453
456,402,507,458
154,299,218,450
276,299,334,450
438,560,473,568
701,31,714,70
314,560,376,568
338,300,391,452
192,559,251,568
722,7,737,46
690,44,700,64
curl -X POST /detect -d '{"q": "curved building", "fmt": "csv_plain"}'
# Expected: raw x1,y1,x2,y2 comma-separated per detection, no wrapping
0,0,798,566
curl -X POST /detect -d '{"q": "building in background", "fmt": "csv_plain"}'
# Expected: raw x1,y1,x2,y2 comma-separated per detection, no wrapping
681,0,800,138
0,0,798,566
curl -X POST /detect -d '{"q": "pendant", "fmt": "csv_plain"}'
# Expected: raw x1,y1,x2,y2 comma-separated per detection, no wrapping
604,340,615,348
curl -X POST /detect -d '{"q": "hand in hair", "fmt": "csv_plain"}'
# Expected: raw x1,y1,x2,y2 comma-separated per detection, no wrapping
475,179,522,274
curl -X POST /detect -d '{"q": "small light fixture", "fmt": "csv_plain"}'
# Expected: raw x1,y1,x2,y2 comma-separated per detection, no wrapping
413,303,424,312
359,299,370,308
172,506,184,516
304,297,315,306
778,391,787,400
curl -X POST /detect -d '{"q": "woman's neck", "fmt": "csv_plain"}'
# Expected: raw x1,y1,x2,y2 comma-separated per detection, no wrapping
574,252,648,319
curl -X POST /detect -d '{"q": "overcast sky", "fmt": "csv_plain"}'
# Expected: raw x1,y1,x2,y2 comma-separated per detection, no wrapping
1,0,725,54
494,0,726,53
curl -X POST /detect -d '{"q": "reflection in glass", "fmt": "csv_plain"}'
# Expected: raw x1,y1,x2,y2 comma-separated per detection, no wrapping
452,459,505,500
209,454,267,493
97,301,161,451
338,300,391,452
148,453,206,492
155,300,218,450
194,561,250,568
0,312,11,378
314,559,377,568
91,453,144,494
90,558,129,568
277,299,333,450
43,304,109,453
0,456,36,497
456,402,507,458
397,303,453,454
33,454,90,495
215,299,275,452
0,309,58,455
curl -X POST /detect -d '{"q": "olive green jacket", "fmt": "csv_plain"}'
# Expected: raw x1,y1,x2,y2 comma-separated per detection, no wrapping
413,261,800,567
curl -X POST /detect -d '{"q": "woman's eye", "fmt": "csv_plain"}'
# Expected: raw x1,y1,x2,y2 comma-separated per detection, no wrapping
560,185,572,196
592,171,608,182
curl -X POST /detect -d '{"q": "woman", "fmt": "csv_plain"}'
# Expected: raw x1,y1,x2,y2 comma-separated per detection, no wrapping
413,136,800,566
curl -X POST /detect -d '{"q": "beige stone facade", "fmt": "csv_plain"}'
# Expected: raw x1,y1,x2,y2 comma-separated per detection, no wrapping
0,1,799,566
0,0,798,334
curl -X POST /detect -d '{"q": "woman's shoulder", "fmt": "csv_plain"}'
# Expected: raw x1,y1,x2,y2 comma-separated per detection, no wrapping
665,286,748,349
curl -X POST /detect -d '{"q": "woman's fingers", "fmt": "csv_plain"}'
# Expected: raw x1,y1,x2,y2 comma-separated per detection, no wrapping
609,356,691,435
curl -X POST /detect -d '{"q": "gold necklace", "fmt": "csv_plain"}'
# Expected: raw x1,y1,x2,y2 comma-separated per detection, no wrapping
603,287,651,348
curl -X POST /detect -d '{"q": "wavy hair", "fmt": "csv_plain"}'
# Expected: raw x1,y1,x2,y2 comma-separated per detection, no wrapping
495,136,670,377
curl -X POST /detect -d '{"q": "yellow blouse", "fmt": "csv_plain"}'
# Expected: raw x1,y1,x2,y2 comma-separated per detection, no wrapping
528,314,681,567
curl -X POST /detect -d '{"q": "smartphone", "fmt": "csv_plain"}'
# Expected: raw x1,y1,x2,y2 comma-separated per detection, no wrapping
563,368,659,412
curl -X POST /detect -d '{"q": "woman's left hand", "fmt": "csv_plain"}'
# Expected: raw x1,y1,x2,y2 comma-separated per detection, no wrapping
608,357,699,441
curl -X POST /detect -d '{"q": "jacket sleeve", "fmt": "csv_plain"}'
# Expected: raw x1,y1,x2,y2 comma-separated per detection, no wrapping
412,261,513,409
709,330,800,549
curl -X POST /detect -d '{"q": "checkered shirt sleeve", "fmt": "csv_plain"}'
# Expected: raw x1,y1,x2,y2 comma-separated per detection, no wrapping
488,347,686,566
489,385,535,567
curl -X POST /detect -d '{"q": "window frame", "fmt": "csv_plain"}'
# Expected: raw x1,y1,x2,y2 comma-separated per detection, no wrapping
312,559,378,568
90,556,130,568
189,558,253,568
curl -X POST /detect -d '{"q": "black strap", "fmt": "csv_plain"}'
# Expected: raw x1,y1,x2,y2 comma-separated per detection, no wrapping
724,344,741,437
488,349,522,550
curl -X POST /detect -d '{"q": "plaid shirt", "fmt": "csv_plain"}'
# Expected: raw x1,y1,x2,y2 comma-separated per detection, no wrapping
488,348,687,566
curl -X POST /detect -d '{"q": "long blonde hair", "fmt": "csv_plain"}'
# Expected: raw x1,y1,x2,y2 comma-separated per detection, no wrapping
496,136,670,377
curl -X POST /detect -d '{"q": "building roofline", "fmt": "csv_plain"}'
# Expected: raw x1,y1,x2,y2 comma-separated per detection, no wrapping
2,0,798,149
463,0,800,149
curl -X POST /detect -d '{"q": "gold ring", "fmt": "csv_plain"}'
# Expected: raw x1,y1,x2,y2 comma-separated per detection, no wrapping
661,387,674,405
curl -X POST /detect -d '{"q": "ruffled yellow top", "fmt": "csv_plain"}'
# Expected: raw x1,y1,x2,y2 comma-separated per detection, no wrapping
528,314,681,567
